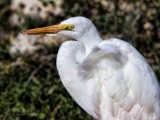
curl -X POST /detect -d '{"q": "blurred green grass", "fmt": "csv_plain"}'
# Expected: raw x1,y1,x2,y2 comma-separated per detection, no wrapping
0,40,92,120
0,0,160,120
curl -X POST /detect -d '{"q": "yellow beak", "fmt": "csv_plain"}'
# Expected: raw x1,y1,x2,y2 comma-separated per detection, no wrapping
22,24,74,35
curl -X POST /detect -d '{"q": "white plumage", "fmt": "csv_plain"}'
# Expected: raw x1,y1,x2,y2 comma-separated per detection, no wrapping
24,16,160,120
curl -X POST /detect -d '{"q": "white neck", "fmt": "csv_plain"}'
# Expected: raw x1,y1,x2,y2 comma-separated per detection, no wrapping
78,26,102,48
79,26,102,54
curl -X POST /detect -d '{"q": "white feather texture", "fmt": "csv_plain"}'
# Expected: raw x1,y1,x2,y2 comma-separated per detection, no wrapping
56,17,160,120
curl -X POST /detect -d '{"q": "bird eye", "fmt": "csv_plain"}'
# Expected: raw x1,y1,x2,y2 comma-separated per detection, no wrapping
68,25,74,31
69,25,75,30
65,25,75,31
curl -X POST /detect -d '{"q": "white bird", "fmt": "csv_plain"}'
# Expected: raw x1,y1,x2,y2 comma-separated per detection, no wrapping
23,16,160,120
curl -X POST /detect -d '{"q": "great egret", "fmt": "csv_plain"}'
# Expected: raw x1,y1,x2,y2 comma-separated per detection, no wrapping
23,16,160,120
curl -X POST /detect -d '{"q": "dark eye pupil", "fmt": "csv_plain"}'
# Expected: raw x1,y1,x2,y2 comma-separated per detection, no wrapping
65,25,74,30
71,25,74,30
69,25,74,30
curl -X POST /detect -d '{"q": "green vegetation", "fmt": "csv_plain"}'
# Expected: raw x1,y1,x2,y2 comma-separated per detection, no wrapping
0,0,160,120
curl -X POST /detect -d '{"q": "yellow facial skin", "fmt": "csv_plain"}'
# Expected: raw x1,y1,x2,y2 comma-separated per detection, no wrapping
22,24,74,35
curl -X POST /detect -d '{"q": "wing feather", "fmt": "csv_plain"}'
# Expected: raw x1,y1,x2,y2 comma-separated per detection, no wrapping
97,38,160,120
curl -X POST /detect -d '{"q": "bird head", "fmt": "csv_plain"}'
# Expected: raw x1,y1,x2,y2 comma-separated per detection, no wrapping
22,16,100,42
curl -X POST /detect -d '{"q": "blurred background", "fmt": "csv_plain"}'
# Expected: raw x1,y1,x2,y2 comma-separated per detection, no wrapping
0,0,160,120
